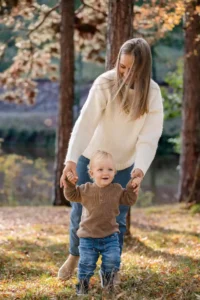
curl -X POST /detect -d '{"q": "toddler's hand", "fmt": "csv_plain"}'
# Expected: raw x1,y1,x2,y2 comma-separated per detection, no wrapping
67,171,78,185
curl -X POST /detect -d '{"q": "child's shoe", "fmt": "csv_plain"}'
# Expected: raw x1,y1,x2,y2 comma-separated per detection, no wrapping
99,269,115,291
76,279,89,296
113,271,121,285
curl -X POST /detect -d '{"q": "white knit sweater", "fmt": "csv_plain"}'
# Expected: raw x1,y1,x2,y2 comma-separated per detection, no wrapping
65,70,164,175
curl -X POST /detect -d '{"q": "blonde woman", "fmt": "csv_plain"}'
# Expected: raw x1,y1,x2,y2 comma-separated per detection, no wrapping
59,38,164,280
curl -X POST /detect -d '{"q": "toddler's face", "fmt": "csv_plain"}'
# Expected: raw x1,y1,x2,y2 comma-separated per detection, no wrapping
89,158,116,188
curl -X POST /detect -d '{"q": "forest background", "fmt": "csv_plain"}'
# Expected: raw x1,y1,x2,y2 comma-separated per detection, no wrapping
0,0,187,207
0,1,200,299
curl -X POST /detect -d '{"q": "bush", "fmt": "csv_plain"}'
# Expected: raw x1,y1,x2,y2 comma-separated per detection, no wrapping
0,154,53,206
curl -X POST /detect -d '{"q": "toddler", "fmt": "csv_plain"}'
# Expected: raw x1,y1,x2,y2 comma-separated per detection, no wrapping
64,150,138,295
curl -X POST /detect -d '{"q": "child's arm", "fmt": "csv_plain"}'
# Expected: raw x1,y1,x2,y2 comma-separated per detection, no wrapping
119,180,138,206
63,172,82,203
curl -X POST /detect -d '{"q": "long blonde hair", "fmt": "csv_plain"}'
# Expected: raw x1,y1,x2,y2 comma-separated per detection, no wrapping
113,38,152,119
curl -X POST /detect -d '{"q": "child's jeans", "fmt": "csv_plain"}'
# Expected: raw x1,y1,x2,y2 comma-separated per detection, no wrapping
69,155,133,257
78,233,120,281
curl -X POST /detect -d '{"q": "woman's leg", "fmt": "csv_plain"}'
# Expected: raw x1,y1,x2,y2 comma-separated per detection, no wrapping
69,156,91,256
113,165,133,254
58,156,91,279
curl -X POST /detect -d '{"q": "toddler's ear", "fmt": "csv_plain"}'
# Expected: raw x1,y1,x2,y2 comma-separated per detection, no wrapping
89,170,93,179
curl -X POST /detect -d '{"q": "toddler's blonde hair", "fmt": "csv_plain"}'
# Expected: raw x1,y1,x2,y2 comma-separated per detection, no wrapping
88,150,116,172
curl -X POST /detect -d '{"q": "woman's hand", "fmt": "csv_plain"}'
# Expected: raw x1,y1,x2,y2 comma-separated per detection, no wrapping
130,168,144,193
60,161,78,188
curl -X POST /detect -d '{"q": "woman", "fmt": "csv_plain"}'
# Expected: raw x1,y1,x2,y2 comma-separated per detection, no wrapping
58,37,164,280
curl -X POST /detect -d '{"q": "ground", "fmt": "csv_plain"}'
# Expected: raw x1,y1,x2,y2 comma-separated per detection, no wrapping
0,205,200,300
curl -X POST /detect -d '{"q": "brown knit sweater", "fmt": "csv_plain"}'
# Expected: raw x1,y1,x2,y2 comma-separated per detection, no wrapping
64,179,137,238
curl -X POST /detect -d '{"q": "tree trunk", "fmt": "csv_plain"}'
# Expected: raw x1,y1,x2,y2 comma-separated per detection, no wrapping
178,0,200,204
106,0,134,233
53,0,74,205
106,0,134,70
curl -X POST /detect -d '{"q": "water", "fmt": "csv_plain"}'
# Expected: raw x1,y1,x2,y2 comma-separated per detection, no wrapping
0,146,179,206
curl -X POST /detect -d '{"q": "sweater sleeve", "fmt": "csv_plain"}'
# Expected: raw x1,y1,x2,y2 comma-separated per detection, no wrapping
133,87,164,175
119,180,137,205
63,179,82,203
64,78,108,164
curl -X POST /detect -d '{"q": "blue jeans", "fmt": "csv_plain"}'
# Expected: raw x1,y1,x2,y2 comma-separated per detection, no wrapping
69,155,133,256
78,233,120,281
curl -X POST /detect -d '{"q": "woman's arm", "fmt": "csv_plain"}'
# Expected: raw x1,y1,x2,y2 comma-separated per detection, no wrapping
65,78,108,164
60,76,108,188
60,161,78,188
133,86,164,176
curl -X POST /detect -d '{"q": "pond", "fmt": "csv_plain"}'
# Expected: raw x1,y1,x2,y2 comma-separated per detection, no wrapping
0,145,180,206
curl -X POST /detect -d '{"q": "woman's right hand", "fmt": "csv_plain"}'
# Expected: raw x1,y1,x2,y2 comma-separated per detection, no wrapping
60,161,78,188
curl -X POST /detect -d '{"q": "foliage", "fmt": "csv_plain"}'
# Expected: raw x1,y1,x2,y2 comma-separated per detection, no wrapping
134,0,185,44
168,136,181,154
0,153,53,205
162,59,183,120
0,0,186,105
0,205,199,299
161,59,183,154
136,189,155,207
190,204,200,214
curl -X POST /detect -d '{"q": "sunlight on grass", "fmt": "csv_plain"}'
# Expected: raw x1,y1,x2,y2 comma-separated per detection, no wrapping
0,205,200,299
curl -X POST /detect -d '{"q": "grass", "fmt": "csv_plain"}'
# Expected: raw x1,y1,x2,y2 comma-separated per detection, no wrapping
0,205,200,299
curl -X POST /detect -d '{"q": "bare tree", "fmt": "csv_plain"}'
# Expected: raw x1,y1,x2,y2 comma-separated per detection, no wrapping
106,0,134,234
178,0,200,205
53,0,74,205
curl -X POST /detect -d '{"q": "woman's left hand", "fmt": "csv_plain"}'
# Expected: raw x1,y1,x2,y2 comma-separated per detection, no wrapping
131,168,144,193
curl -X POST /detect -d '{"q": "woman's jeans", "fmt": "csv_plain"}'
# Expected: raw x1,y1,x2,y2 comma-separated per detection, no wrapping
69,155,133,257
78,233,120,281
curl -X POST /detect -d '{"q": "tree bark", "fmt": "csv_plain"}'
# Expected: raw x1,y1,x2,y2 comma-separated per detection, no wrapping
178,0,200,204
106,0,134,232
53,0,74,205
106,0,134,70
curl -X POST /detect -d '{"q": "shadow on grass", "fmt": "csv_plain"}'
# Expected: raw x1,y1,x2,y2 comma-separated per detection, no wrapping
124,235,200,266
119,268,200,300
131,221,200,238
0,238,70,281
1,237,199,299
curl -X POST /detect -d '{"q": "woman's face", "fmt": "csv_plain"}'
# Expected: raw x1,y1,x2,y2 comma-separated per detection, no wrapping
119,54,134,82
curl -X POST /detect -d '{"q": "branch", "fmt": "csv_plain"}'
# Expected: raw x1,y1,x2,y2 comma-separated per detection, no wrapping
26,39,35,77
79,0,107,17
0,36,15,60
27,3,59,37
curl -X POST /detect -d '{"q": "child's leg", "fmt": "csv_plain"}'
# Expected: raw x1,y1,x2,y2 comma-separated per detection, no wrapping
78,237,99,284
100,233,121,289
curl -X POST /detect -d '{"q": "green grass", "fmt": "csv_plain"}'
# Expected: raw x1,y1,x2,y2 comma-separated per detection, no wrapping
0,205,200,299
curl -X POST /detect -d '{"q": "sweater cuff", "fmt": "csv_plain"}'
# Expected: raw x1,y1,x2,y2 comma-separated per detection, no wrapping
64,156,78,165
